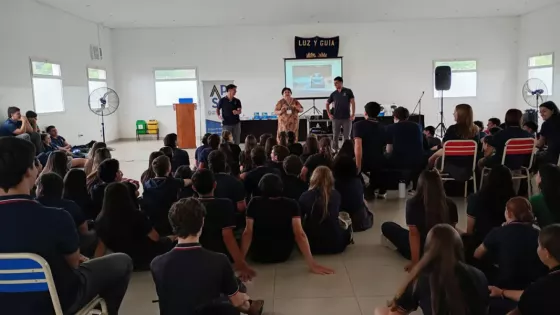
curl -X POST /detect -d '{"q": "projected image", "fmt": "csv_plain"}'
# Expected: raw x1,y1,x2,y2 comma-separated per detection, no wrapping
285,58,342,98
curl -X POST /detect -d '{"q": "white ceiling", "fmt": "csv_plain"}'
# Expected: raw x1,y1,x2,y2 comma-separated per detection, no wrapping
36,0,560,28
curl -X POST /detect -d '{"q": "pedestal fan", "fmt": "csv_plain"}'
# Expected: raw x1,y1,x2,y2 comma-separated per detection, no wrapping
88,87,119,143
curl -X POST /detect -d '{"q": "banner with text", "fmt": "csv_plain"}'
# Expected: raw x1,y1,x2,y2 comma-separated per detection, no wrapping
202,80,234,134
294,36,340,59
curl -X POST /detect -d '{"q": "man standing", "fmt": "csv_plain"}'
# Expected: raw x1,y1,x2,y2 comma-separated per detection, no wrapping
217,84,242,144
326,77,355,151
0,106,43,154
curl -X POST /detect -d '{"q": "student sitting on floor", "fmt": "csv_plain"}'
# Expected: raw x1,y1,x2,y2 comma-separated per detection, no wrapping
278,131,288,147
266,145,290,177
151,198,264,315
301,137,334,182
530,164,560,228
474,197,548,291
0,106,44,154
299,166,351,255
219,143,239,177
141,151,164,183
287,131,303,156
195,133,211,166
85,148,112,189
381,169,458,271
191,169,255,281
142,155,192,236
423,125,441,152
174,165,195,199
332,155,373,232
522,121,538,138
83,141,107,175
487,224,560,315
464,165,516,254
242,146,281,200
335,139,354,159
264,137,277,162
164,133,190,171
375,224,489,315
0,137,132,315
46,125,94,153
38,138,88,169
242,174,334,274
208,150,246,214
281,155,308,201
259,133,272,147
475,120,488,139
239,135,258,173
300,134,319,164
39,150,71,179
160,146,174,165
222,130,242,169
198,134,220,169
96,182,174,270
64,169,95,223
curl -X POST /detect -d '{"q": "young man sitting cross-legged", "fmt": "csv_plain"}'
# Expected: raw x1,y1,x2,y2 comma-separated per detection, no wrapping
192,169,255,281
151,198,264,315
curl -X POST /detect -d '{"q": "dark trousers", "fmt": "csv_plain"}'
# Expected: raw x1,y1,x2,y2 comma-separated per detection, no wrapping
381,222,411,260
67,253,133,315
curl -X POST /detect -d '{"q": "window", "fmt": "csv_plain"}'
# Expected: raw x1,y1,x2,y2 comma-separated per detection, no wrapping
528,54,553,95
30,60,64,113
87,68,108,109
433,60,477,98
154,68,198,106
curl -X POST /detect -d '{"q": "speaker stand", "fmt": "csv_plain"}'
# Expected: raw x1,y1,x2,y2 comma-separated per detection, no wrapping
435,91,447,138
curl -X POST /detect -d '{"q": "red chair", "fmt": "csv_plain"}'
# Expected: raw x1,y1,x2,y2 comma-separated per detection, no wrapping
437,140,478,197
480,137,536,193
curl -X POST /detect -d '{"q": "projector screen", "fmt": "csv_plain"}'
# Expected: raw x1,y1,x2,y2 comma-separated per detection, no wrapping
284,58,343,98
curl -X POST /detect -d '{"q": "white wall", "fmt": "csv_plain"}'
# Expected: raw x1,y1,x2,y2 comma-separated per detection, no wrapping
518,3,560,108
113,17,519,139
0,0,118,144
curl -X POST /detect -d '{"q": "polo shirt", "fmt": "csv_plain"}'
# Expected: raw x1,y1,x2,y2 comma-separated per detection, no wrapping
198,147,216,167
386,120,425,167
335,176,365,217
466,192,507,243
214,173,245,205
217,96,242,126
352,119,386,170
406,197,458,239
151,243,239,315
394,262,489,315
540,116,560,161
327,87,354,119
482,223,548,289
304,153,332,181
171,148,190,171
487,127,532,169
247,197,300,263
529,193,557,228
0,119,22,136
194,144,209,164
143,177,185,236
265,161,286,177
281,175,308,201
288,143,303,156
36,197,86,229
517,266,560,315
197,197,236,259
50,135,67,148
243,166,282,200
425,136,441,149
0,195,80,313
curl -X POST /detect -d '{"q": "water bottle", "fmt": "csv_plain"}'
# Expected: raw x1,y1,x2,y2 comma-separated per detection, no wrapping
398,181,406,199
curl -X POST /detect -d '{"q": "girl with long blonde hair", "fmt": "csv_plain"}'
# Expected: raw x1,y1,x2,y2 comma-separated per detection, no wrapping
298,166,351,254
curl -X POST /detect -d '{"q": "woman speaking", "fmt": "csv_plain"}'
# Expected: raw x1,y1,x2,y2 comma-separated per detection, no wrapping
275,87,303,142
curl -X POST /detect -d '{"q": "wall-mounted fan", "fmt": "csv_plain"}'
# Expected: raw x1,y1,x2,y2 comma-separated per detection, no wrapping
522,78,548,109
89,87,119,143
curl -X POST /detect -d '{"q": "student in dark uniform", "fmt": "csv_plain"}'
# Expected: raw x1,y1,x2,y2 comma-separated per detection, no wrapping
487,224,560,315
151,198,264,315
221,130,242,170
239,135,258,173
423,126,441,151
300,134,319,164
474,197,548,290
281,155,308,201
192,169,255,281
375,224,489,315
163,133,190,171
63,169,95,222
198,134,220,169
301,137,333,182
266,145,290,177
530,164,560,228
381,170,458,271
242,146,281,200
264,137,277,162
241,174,334,275
536,101,560,165
287,131,303,156
174,166,195,199
208,150,246,213
195,133,211,166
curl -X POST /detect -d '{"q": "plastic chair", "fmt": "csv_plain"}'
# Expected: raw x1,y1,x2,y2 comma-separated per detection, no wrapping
135,120,147,141
480,138,536,193
0,253,107,315
437,140,478,197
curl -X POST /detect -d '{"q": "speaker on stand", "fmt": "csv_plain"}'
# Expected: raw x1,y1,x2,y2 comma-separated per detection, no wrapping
435,65,452,138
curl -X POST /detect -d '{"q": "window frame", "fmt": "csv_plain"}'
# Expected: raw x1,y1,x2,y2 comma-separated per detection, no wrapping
153,67,199,107
432,59,478,98
29,58,65,114
528,53,554,96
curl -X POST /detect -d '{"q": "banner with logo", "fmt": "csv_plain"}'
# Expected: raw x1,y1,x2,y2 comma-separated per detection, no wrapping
202,80,234,134
294,36,340,59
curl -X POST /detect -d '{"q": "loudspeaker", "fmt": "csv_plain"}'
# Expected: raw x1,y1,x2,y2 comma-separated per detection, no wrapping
435,66,452,91
523,109,538,125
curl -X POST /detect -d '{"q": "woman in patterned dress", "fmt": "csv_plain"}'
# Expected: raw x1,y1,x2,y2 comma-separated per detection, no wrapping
275,87,303,143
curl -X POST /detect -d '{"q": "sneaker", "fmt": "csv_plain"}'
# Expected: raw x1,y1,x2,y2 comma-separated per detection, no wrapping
247,300,264,315
381,235,397,251
376,192,387,199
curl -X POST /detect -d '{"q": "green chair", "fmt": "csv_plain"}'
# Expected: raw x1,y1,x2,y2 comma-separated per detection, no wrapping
136,120,147,141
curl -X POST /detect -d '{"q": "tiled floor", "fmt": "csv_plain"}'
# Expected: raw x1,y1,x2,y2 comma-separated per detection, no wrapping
111,140,468,315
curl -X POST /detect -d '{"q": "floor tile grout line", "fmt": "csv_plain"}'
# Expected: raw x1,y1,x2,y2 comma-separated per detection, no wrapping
343,257,363,315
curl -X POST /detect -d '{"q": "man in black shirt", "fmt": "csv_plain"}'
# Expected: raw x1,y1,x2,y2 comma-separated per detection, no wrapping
243,146,281,200
0,137,132,314
282,155,308,201
217,84,242,144
326,76,355,151
423,125,441,152
487,117,501,133
208,150,246,213
353,102,387,196
192,169,255,281
151,198,263,315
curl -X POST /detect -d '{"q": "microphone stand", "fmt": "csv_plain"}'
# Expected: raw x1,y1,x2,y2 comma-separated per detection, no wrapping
411,91,425,127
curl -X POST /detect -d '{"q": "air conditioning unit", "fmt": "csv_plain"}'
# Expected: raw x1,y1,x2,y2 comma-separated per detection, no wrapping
90,45,103,61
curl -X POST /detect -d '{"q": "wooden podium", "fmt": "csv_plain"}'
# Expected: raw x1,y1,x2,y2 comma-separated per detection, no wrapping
174,103,196,149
